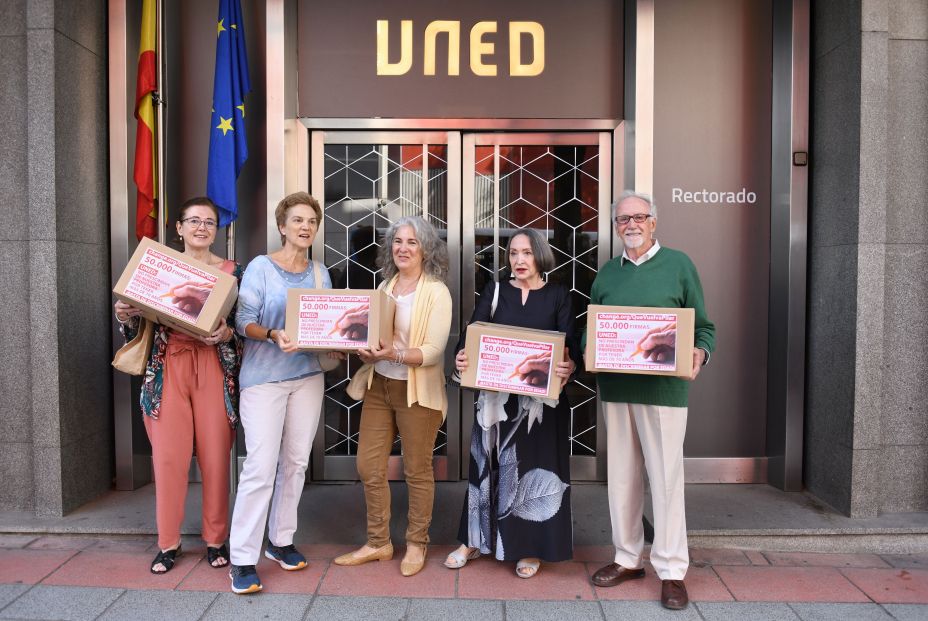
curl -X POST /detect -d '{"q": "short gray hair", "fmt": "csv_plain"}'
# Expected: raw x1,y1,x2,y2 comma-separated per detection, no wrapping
506,228,556,275
377,215,449,281
612,190,658,220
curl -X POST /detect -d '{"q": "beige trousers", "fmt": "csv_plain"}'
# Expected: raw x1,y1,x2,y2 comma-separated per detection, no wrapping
356,373,443,548
603,401,689,580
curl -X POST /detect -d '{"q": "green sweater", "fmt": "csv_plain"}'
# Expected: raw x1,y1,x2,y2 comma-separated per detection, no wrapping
584,246,715,407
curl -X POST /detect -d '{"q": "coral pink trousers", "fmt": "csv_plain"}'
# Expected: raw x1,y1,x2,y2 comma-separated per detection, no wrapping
144,333,234,550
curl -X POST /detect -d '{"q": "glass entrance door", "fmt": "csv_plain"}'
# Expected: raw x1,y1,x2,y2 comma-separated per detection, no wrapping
462,133,613,480
310,131,462,481
309,130,613,482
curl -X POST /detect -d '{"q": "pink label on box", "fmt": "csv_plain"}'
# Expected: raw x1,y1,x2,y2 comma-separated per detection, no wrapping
295,294,371,348
594,311,678,371
474,335,554,396
123,248,218,323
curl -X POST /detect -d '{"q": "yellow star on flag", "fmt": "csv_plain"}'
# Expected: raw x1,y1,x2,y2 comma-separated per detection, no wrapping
236,102,246,118
217,18,226,37
231,24,238,30
216,116,234,135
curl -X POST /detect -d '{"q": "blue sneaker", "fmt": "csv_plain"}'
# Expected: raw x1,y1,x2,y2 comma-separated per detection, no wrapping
264,543,307,571
229,564,262,594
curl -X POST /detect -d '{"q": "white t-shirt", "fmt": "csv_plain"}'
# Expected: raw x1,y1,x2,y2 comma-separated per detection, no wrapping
374,290,415,380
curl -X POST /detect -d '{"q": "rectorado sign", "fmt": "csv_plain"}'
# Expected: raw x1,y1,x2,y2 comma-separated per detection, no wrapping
671,187,758,205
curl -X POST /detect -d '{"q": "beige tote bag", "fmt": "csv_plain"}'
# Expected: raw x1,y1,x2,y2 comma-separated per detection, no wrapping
111,317,155,376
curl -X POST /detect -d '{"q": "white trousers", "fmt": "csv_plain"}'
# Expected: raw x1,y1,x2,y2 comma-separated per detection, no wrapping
229,374,324,565
603,401,689,580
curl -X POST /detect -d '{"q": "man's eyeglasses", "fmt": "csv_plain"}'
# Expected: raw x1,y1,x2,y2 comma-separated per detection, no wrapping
614,214,653,225
181,217,218,229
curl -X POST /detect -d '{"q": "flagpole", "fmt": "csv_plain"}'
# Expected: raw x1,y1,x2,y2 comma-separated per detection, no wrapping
227,221,235,261
155,0,166,244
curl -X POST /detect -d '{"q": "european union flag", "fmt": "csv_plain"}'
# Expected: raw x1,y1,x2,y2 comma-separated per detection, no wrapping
207,0,251,226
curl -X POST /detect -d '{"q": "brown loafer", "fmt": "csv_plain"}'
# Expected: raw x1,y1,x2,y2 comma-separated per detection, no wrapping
333,543,393,566
591,563,646,587
661,579,689,610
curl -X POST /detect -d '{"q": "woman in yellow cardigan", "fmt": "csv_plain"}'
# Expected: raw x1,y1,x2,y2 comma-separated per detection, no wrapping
335,216,452,577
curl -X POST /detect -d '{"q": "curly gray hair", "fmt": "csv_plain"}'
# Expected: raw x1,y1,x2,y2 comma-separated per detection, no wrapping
377,216,449,281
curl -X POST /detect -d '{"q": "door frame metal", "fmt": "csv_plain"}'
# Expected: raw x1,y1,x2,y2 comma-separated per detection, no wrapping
309,130,462,481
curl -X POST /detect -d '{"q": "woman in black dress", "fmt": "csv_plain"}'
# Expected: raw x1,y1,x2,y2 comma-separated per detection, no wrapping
446,228,581,578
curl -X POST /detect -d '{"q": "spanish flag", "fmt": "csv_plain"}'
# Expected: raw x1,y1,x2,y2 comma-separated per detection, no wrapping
133,0,157,241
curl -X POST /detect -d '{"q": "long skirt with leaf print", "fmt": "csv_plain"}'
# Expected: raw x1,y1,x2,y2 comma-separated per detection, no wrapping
456,394,572,562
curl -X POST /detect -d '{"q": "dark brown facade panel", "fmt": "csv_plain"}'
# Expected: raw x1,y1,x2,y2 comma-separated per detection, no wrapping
297,0,623,119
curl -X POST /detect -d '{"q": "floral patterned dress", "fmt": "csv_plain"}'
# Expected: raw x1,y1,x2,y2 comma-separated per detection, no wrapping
456,280,581,562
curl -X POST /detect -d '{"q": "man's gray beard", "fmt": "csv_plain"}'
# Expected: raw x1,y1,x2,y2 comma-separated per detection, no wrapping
623,234,644,250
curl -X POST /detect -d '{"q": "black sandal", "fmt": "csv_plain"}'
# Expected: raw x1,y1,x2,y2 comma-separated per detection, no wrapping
150,545,182,574
207,544,229,568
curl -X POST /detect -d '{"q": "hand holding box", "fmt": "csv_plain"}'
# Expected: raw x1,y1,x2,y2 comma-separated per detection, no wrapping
285,289,394,351
461,322,566,400
585,306,694,377
113,238,238,338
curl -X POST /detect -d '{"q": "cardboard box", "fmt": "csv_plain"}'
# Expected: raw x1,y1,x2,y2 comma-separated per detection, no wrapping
460,321,566,400
285,289,395,351
585,305,695,377
113,237,239,338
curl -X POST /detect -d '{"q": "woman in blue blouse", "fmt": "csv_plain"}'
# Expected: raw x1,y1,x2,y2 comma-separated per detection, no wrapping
227,192,331,594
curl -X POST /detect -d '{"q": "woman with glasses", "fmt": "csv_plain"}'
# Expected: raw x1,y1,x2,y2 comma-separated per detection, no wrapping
445,228,581,579
333,216,452,578
114,197,241,575
227,192,332,594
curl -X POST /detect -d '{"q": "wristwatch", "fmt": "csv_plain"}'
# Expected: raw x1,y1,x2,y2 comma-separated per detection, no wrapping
266,328,275,343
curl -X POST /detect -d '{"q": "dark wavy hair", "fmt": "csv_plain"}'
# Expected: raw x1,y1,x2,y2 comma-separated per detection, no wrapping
506,228,556,275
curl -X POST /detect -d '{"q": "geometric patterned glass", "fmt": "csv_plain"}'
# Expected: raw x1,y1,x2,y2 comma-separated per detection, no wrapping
472,144,600,456
320,144,449,459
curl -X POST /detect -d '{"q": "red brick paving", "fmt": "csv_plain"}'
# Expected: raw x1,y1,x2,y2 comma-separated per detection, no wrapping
0,549,77,584
587,563,733,602
841,568,928,604
457,558,595,600
1,542,927,604
320,556,456,598
175,558,236,592
42,549,198,590
714,565,871,602
178,555,325,594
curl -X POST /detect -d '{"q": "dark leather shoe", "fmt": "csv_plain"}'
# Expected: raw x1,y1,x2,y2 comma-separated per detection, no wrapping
591,563,646,587
661,579,689,610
